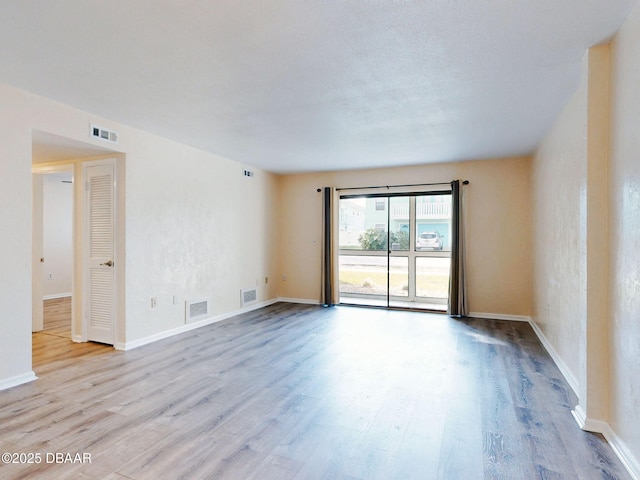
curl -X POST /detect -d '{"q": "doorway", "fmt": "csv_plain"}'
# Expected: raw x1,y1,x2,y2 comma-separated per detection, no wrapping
338,191,452,310
40,170,74,338
32,131,121,347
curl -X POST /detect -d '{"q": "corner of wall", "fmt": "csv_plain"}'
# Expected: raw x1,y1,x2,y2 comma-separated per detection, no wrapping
0,371,38,392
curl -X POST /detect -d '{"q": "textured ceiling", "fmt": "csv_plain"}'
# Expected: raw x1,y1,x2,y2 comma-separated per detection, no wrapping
1,1,637,173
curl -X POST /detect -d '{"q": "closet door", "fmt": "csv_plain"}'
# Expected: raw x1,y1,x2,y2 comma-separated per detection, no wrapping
85,162,115,344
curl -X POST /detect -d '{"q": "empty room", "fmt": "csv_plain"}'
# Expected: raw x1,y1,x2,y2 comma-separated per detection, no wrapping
1,1,640,479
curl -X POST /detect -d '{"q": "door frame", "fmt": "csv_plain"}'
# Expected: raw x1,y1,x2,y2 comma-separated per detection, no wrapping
337,188,452,310
32,155,123,346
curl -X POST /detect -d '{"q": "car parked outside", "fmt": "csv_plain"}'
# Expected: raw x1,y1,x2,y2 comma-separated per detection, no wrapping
416,231,443,250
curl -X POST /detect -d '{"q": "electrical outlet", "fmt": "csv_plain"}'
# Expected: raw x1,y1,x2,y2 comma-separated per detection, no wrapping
48,273,53,280
151,297,157,308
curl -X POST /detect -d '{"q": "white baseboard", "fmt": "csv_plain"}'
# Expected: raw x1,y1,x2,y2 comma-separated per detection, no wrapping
464,312,579,395
602,423,640,480
527,318,579,396
572,405,587,429
277,297,321,305
468,311,531,322
43,292,72,300
533,323,639,480
0,371,38,392
572,405,640,480
471,313,639,480
571,404,609,433
118,298,280,351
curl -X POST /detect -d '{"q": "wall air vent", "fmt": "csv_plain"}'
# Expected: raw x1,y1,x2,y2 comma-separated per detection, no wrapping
241,287,257,306
186,298,209,323
90,124,119,144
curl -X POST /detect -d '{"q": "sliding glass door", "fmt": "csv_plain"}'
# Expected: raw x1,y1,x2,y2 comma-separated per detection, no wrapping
338,192,451,310
413,194,451,309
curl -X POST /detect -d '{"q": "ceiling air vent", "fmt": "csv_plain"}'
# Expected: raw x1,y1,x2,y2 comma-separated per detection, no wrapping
90,124,119,144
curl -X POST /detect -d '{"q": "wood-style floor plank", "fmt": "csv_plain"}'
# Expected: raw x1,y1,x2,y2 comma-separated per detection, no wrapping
41,297,72,338
0,303,631,479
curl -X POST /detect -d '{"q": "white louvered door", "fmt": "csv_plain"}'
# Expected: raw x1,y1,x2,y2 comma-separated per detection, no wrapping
85,163,115,344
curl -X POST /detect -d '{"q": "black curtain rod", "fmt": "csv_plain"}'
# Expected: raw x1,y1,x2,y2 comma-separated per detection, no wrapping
334,180,469,192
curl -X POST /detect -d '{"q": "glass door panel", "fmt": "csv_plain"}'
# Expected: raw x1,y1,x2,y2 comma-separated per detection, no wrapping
388,256,409,308
339,197,389,306
389,196,410,252
339,255,389,297
388,196,410,308
389,256,409,297
415,194,452,252
413,194,452,311
415,257,450,309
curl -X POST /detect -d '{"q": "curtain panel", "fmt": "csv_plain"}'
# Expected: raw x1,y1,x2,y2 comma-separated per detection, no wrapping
322,187,332,306
448,180,468,316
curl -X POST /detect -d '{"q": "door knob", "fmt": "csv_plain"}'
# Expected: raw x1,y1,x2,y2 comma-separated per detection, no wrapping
100,260,114,267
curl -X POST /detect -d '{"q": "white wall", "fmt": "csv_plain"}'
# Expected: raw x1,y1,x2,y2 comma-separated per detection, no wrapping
0,86,34,389
42,172,73,299
0,82,281,388
123,136,281,342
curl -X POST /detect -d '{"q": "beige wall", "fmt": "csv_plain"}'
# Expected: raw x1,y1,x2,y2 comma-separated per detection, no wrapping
609,2,640,468
0,82,281,388
531,52,587,391
531,45,613,413
278,157,533,317
533,8,640,473
532,46,611,419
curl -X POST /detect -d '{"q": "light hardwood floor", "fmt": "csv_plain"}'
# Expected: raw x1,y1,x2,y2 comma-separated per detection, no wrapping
0,303,630,479
34,297,111,371
42,297,72,337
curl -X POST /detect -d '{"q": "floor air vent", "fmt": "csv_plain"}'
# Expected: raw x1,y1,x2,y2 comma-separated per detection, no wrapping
186,298,209,323
241,288,257,306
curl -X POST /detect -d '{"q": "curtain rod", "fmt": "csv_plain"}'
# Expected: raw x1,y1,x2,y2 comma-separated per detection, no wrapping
334,180,469,192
